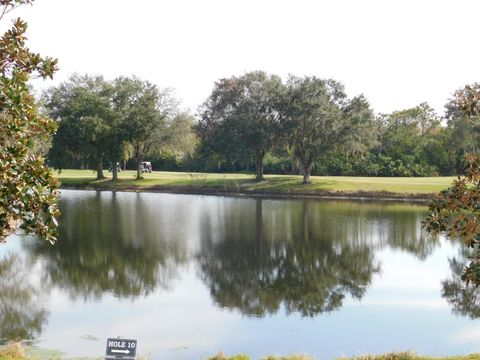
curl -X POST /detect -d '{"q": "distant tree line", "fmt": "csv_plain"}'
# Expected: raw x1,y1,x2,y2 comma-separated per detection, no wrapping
43,71,478,181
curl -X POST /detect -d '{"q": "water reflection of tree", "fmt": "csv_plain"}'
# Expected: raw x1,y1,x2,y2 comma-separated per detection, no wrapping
21,191,438,315
0,254,48,342
197,200,381,317
197,199,437,317
374,207,438,260
442,248,480,318
24,192,188,300
322,201,438,260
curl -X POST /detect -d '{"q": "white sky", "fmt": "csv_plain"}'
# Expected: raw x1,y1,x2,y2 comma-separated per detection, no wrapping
3,0,480,116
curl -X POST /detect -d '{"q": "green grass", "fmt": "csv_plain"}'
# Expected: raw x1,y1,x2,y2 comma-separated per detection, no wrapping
207,352,480,360
54,169,454,198
336,353,480,360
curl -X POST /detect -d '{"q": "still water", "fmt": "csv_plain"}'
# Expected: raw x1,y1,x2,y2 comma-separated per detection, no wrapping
1,190,479,359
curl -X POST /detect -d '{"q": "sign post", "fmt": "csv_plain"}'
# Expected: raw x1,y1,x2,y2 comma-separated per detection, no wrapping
106,338,137,359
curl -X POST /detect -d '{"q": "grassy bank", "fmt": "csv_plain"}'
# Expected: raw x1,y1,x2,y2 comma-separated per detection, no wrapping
55,169,454,200
208,354,480,360
2,344,480,360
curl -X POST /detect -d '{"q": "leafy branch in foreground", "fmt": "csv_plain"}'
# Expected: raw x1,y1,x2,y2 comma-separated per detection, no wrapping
424,154,480,285
0,0,60,242
424,83,480,286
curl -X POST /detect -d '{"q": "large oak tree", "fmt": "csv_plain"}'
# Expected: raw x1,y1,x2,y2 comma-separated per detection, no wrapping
198,71,285,181
283,76,376,184
44,74,116,180
113,77,168,180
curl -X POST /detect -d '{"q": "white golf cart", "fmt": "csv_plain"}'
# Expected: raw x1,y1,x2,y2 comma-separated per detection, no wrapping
140,161,152,173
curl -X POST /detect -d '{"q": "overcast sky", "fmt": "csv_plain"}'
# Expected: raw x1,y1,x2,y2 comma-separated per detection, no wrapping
4,0,480,116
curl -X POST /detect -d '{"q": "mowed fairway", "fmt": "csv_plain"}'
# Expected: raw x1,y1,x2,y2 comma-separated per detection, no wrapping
55,169,455,196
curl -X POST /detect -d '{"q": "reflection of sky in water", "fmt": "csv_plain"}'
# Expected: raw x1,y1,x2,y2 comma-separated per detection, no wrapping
36,256,480,359
1,190,479,359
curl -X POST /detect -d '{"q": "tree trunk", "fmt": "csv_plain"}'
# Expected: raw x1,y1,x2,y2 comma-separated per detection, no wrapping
302,161,313,184
255,151,265,182
136,160,142,180
303,170,311,184
96,162,105,180
112,163,118,181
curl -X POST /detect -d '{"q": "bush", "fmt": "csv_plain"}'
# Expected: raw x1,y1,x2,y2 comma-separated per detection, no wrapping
264,153,293,174
0,343,26,360
207,353,251,360
262,355,316,360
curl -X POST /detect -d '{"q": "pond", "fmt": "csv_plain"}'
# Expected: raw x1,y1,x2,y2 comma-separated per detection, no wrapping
0,190,478,359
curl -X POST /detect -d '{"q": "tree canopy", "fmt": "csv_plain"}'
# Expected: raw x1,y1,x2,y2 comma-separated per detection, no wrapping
113,77,168,179
283,76,376,184
44,76,187,180
44,74,116,179
197,71,285,181
33,69,480,181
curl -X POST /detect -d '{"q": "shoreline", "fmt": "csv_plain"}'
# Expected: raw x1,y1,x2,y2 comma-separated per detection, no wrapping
59,183,434,204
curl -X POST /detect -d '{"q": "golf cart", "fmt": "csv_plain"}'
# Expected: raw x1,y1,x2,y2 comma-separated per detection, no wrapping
140,161,152,173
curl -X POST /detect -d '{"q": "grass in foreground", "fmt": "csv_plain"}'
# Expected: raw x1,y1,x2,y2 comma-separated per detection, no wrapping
208,352,480,360
1,345,479,360
207,353,480,360
55,169,455,196
336,352,480,360
0,343,25,360
0,343,64,360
